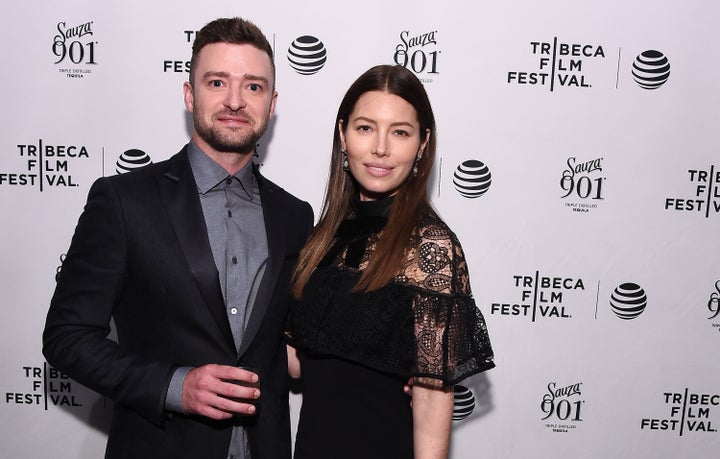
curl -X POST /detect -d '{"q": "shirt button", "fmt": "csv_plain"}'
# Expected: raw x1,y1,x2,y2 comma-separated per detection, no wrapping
231,256,238,265
226,178,233,185
230,308,238,315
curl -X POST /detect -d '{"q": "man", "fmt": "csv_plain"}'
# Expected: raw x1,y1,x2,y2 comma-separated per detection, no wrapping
43,17,313,459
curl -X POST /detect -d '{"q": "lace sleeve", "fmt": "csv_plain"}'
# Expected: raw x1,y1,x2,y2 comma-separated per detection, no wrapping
398,214,495,386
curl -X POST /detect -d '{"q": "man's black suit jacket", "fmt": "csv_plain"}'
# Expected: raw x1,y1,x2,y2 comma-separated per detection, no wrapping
43,146,314,459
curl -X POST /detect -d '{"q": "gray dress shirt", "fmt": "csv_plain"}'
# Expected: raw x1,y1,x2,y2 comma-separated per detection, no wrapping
165,141,268,459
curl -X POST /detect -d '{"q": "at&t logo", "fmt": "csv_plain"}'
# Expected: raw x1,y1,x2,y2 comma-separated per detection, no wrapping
632,50,670,90
287,36,327,75
453,160,491,198
53,20,97,78
394,30,440,83
609,282,648,320
116,149,152,174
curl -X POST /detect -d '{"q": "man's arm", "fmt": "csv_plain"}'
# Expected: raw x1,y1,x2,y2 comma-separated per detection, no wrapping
42,177,177,426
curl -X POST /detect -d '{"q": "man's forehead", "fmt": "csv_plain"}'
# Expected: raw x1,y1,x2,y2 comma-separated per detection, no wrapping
197,43,271,66
193,42,275,85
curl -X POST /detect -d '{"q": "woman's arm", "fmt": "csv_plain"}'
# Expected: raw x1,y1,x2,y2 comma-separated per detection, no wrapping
412,381,455,459
287,344,301,379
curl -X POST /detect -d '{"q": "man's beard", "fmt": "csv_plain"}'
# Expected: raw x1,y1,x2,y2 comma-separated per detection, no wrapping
194,110,267,154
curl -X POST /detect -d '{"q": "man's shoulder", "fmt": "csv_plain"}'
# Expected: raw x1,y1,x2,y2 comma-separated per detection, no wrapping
103,149,188,185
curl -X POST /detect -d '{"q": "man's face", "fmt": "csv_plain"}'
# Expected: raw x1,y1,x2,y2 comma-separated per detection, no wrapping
184,43,277,158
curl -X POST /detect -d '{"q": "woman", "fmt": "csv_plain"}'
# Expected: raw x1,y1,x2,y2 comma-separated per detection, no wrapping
286,64,494,459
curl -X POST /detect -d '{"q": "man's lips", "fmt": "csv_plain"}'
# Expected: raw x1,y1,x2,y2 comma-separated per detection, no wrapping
217,114,251,126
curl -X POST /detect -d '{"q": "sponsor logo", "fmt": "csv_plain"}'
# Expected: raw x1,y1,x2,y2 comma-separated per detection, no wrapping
665,166,720,218
116,149,152,174
490,272,588,322
53,20,97,79
453,385,475,421
508,38,606,91
1,140,94,191
287,36,327,75
163,30,195,74
561,156,605,213
610,282,648,320
542,381,584,433
393,29,440,83
453,160,491,198
632,50,671,90
708,280,720,333
641,389,719,435
3,363,89,409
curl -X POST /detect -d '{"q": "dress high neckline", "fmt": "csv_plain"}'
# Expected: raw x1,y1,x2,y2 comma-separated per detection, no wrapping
354,196,394,218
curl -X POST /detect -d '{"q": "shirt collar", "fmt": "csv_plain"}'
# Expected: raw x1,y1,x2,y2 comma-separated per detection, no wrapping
187,141,255,199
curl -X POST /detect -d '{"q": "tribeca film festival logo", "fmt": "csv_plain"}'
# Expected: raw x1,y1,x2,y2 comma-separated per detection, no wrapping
708,280,720,333
52,20,97,79
641,389,718,435
541,381,584,433
490,271,586,322
163,29,196,74
4,363,84,410
0,140,92,191
665,166,720,219
453,160,491,198
393,29,440,83
561,156,605,213
508,38,605,91
287,36,327,75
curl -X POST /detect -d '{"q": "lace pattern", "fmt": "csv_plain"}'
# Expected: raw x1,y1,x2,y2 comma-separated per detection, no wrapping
287,208,494,385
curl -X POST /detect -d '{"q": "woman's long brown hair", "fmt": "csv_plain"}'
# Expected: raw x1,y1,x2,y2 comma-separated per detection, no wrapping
291,64,437,297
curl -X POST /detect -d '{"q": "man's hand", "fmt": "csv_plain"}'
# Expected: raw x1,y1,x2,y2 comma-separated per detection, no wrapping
182,364,260,420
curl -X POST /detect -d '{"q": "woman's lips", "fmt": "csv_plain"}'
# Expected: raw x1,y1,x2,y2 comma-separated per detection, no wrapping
365,163,393,177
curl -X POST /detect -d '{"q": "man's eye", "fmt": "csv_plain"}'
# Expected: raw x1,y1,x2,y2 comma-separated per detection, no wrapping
210,80,223,87
249,83,261,91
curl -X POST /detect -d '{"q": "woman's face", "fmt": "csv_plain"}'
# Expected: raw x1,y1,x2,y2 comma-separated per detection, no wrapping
339,91,428,201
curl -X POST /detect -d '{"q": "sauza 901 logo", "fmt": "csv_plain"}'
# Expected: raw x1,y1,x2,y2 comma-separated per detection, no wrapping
53,20,98,79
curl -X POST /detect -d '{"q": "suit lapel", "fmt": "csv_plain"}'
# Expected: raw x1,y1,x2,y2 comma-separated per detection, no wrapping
237,167,287,357
157,148,235,351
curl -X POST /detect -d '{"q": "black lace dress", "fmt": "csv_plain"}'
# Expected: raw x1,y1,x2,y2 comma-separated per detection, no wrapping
286,198,494,459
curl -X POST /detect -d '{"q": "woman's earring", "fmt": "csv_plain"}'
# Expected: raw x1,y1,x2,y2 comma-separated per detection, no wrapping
342,149,349,171
413,153,421,176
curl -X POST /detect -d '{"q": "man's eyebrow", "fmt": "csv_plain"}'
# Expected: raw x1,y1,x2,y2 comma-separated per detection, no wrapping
200,71,269,84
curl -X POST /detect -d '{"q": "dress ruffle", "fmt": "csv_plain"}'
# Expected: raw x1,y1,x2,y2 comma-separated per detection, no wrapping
286,206,494,385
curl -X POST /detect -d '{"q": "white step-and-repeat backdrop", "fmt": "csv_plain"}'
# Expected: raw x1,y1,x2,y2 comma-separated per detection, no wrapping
1,1,718,457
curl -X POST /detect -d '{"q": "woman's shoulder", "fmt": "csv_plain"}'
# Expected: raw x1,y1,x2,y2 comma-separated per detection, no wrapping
396,207,469,295
416,207,462,250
